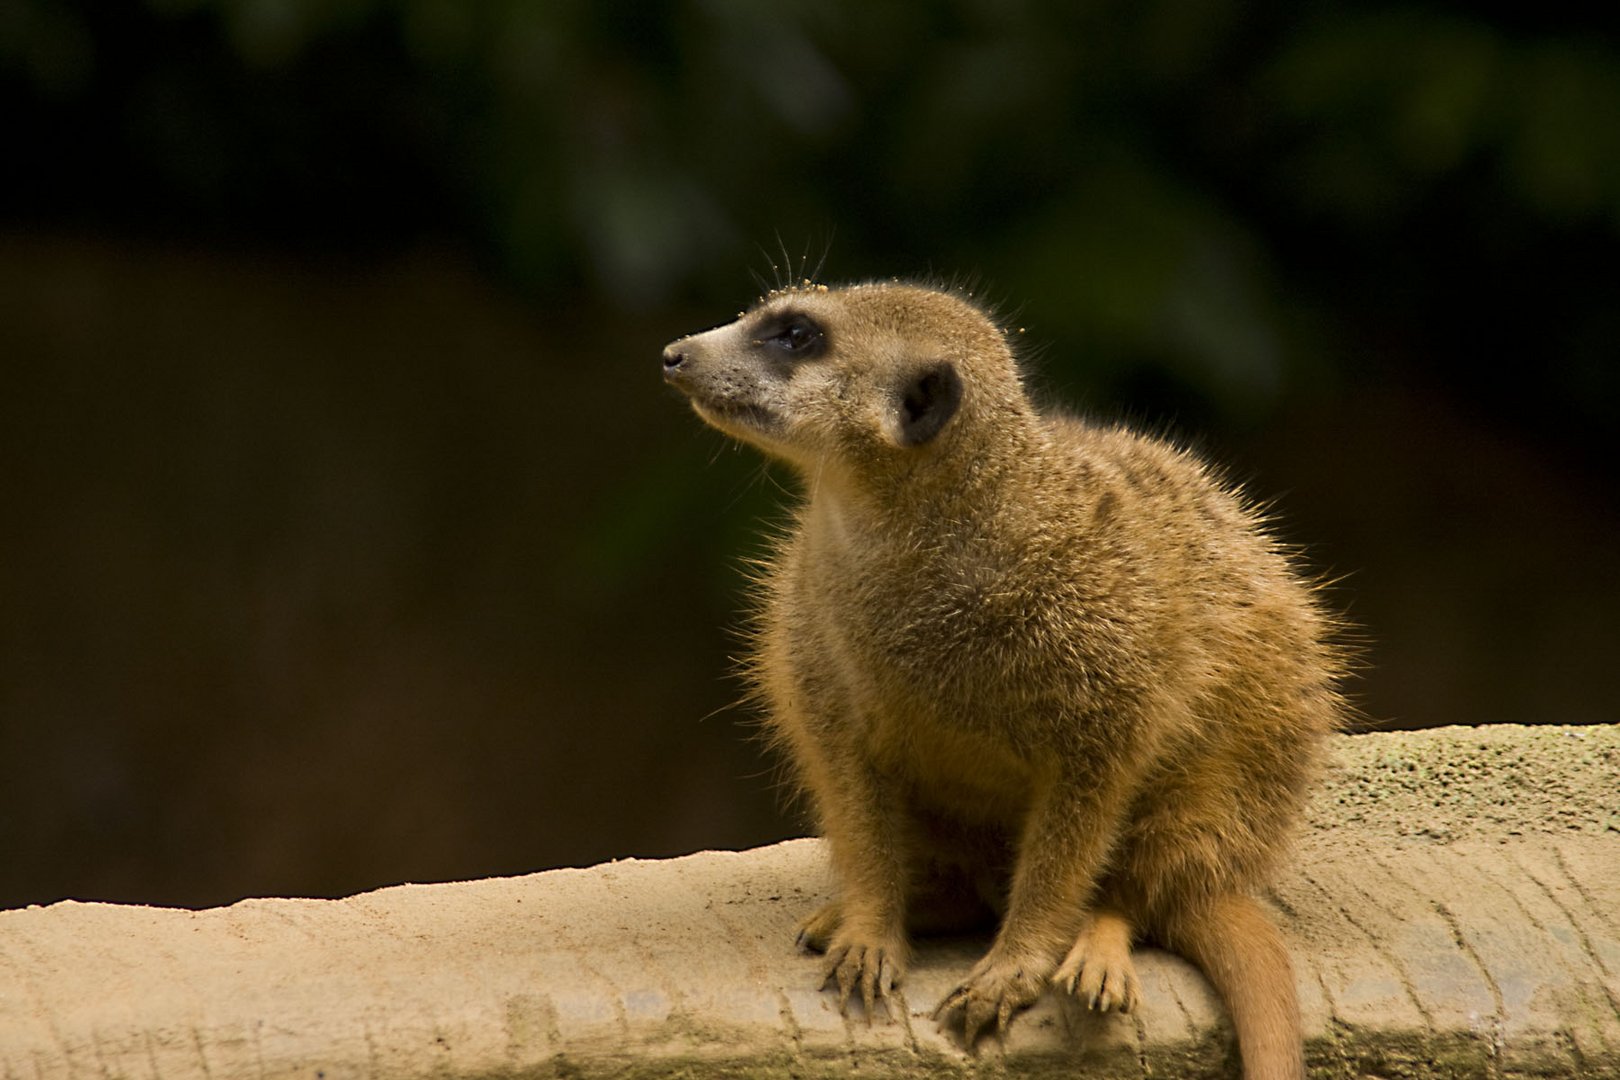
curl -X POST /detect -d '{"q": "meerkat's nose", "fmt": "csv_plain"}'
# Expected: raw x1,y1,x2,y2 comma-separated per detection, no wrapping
662,344,689,380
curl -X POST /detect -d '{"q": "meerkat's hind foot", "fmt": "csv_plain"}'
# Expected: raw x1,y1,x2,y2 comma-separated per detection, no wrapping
1056,910,1141,1013
795,900,842,953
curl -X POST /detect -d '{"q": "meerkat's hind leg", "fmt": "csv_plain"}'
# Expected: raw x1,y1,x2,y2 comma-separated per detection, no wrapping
1056,906,1141,1013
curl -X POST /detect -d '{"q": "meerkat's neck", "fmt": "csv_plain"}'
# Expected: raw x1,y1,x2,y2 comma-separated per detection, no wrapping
805,405,1051,551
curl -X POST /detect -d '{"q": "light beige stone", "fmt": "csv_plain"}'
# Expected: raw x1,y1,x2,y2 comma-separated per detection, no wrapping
2,725,1617,1078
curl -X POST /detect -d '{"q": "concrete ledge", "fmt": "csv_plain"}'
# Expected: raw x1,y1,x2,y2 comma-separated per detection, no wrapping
2,725,1618,1079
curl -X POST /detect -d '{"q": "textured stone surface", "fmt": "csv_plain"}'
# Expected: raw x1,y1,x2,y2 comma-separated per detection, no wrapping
1,725,1617,1079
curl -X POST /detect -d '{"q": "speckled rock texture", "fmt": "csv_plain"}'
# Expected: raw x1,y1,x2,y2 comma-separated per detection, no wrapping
1,725,1616,1079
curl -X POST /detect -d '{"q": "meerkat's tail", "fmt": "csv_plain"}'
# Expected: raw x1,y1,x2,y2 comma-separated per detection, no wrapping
1165,892,1304,1080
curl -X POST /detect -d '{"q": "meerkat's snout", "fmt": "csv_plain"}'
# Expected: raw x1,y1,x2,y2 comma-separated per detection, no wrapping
659,331,726,402
661,325,733,392
661,342,689,379
660,323,792,449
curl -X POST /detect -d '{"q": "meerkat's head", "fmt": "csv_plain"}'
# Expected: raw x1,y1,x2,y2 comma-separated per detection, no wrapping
661,281,1027,480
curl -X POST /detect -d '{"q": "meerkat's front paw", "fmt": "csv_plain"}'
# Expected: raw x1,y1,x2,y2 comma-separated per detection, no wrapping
794,901,841,953
818,931,906,1022
932,951,1048,1047
1055,913,1140,1013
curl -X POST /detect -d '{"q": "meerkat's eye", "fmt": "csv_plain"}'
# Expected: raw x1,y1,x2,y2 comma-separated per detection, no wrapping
759,315,824,357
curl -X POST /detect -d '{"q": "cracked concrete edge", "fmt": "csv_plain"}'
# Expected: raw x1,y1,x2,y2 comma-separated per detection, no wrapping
1,724,1617,1080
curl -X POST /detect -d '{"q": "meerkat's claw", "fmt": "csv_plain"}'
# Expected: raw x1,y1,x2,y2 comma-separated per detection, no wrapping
819,938,903,1023
933,956,1044,1048
794,901,841,954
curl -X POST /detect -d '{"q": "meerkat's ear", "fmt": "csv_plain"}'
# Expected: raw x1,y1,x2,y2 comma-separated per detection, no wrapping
892,361,963,447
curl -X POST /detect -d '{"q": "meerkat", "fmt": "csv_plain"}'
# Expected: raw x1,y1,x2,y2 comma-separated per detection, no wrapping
661,280,1346,1080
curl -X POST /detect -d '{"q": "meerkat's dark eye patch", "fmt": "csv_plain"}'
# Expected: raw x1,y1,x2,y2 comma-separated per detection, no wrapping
895,361,962,447
755,312,825,358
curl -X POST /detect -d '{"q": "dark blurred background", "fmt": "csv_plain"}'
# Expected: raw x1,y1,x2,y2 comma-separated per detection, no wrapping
2,1,1616,910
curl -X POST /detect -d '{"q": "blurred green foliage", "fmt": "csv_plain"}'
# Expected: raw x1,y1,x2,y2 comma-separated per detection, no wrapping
5,0,1618,439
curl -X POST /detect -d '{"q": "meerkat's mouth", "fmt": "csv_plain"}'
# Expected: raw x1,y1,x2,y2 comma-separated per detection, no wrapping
692,398,781,436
